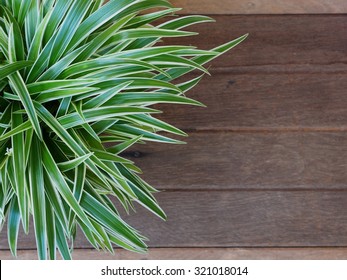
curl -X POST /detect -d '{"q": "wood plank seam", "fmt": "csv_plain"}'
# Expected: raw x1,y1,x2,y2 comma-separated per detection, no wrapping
170,0,347,15
183,128,347,133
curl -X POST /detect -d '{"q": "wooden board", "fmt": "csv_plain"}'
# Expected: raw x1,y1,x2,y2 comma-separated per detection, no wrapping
171,0,347,14
155,16,347,130
3,248,347,260
2,191,347,249
160,15,347,68
156,72,347,130
121,132,347,190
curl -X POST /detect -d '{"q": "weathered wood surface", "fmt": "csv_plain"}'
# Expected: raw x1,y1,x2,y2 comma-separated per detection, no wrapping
171,0,347,14
156,15,347,130
157,72,347,130
161,15,347,68
2,191,347,249
123,132,347,190
2,248,347,260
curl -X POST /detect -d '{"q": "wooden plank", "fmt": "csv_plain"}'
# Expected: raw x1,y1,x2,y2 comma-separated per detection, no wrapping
160,15,347,68
157,16,347,130
2,191,347,249
171,0,347,14
121,132,347,190
2,248,347,260
156,72,347,130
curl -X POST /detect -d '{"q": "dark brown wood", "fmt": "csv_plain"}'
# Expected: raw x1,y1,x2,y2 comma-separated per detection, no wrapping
121,132,347,190
171,0,347,14
2,191,347,249
156,72,347,130
155,15,347,130
160,15,347,68
2,248,347,260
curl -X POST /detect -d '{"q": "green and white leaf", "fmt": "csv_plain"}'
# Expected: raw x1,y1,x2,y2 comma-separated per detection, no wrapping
0,0,246,260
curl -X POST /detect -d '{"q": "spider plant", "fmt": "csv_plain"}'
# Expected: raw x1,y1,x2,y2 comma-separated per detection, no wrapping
0,0,247,259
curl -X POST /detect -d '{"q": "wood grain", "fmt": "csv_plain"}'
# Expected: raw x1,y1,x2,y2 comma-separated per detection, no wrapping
156,16,347,130
160,15,347,68
171,0,347,14
121,132,347,190
157,72,347,130
2,191,347,250
2,248,347,260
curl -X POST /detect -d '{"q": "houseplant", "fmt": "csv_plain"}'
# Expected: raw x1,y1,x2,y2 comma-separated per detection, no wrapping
0,0,247,259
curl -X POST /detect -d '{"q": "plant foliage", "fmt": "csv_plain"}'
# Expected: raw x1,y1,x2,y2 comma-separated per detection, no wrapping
0,0,247,259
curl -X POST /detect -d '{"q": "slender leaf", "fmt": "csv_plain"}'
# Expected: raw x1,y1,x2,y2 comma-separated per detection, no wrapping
7,198,20,256
35,87,97,103
29,135,47,260
105,92,204,107
0,120,31,142
107,135,142,155
46,202,56,260
83,82,131,109
27,9,53,61
27,79,96,94
57,153,93,173
18,0,33,26
8,73,42,140
58,106,160,129
24,0,39,48
68,163,86,231
0,61,33,80
43,171,69,234
55,215,72,260
11,103,29,233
